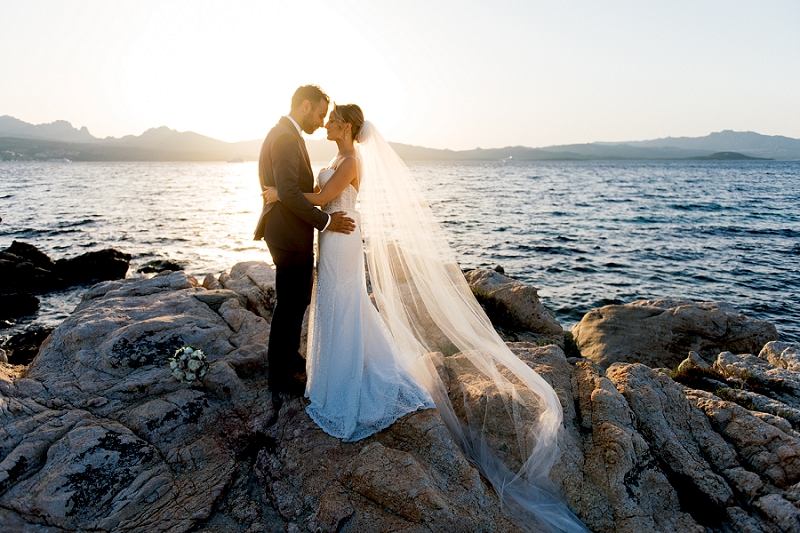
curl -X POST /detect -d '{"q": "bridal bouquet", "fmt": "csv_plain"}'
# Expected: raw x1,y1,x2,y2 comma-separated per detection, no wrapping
169,346,208,383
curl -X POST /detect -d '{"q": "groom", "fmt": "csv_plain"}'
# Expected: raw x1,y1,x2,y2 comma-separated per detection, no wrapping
254,85,355,396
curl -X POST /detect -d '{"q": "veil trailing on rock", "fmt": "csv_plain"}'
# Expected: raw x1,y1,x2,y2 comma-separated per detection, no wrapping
356,121,588,533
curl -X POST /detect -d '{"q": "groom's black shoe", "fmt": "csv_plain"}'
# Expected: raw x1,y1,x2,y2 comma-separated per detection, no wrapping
284,372,306,397
270,391,283,413
271,373,306,398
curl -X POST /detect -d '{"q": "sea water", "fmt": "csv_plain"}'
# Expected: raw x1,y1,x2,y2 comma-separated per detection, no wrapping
1,160,798,342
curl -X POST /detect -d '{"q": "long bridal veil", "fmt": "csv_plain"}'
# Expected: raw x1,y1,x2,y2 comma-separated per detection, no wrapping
357,121,588,533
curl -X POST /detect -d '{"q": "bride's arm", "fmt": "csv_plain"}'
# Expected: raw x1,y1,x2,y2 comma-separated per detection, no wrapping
262,158,357,205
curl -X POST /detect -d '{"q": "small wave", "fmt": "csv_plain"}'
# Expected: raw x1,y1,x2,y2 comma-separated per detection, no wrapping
670,203,727,212
57,219,97,228
5,228,49,238
554,307,588,324
605,198,635,203
521,245,589,256
707,226,799,238
36,228,84,237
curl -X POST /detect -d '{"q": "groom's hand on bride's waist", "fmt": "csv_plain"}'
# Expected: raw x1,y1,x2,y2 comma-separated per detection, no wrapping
327,212,356,234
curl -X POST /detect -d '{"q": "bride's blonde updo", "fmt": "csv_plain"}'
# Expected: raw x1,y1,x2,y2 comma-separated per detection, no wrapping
330,103,364,142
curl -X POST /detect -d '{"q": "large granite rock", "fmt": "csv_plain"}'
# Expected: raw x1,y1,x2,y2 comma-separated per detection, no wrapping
1,271,271,533
465,268,564,345
0,266,523,533
572,299,779,369
447,340,800,533
247,402,520,533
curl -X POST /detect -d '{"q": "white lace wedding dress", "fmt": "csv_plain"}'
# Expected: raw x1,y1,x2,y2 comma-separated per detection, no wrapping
304,168,435,442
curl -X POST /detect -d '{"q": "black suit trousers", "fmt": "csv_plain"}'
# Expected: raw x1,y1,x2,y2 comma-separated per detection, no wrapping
267,243,313,392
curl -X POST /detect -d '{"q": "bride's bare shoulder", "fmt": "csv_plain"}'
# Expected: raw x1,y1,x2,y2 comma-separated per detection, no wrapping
333,156,358,170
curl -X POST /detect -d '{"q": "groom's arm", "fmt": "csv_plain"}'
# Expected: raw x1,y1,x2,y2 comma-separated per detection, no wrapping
272,133,329,231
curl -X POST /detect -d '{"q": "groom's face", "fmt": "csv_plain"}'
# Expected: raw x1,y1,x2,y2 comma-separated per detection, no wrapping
301,99,329,134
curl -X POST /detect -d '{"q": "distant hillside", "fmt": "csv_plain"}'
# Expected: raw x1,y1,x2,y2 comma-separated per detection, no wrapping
0,136,256,162
616,130,800,160
1,116,799,161
686,152,772,161
0,115,97,144
0,119,260,162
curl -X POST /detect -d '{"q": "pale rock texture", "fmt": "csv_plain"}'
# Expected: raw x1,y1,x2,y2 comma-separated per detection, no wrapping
572,299,778,369
512,344,702,533
760,342,800,372
465,268,564,344
1,270,274,533
218,261,277,322
250,400,521,533
0,265,524,533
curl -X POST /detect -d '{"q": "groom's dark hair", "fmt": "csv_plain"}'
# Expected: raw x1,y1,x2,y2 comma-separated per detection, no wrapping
291,85,329,110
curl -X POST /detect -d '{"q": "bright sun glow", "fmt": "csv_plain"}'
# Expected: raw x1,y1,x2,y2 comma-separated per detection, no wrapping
116,1,410,143
1,1,799,148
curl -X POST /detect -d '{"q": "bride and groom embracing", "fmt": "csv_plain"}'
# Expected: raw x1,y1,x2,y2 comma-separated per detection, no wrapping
254,85,588,532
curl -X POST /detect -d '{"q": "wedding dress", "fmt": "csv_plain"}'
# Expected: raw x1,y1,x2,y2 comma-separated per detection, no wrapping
305,168,436,442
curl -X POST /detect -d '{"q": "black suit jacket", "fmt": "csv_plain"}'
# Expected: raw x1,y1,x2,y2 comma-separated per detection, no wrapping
253,117,329,251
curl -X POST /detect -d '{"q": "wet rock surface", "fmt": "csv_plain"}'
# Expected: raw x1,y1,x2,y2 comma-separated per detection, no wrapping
0,325,54,365
0,293,40,322
0,241,131,295
137,259,185,274
2,262,798,533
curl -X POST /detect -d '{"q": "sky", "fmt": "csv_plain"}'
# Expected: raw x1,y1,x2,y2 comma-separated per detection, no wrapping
1,0,799,150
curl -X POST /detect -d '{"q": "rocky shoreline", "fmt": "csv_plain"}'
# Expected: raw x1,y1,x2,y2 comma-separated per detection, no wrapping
1,260,799,533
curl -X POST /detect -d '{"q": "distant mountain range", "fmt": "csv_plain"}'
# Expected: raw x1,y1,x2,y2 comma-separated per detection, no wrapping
1,115,799,162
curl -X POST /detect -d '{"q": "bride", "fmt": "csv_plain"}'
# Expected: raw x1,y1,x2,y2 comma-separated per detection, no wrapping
263,104,587,533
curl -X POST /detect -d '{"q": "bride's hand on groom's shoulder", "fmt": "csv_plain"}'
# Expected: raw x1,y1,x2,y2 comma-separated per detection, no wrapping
261,187,279,204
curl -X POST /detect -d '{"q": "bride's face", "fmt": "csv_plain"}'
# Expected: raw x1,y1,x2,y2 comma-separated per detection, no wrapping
325,118,350,141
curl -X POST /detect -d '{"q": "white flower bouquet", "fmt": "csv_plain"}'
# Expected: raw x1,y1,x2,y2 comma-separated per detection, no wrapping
169,346,208,383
